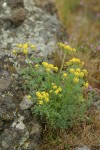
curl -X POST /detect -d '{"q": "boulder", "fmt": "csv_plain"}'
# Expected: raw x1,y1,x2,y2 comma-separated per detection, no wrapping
11,7,26,26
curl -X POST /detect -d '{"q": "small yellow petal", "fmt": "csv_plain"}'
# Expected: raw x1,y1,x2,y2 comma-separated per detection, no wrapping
38,100,43,105
73,78,79,83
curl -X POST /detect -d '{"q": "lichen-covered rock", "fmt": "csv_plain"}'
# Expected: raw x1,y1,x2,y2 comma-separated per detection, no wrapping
0,0,67,149
20,95,33,110
11,7,26,26
0,0,67,58
0,56,41,150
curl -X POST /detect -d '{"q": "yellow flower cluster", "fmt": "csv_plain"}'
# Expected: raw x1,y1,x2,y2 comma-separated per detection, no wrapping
83,82,89,88
55,87,62,94
36,91,49,105
69,68,88,77
69,68,89,84
70,68,75,73
62,73,68,80
73,77,79,83
12,49,17,55
82,69,88,76
12,43,36,55
63,73,68,77
17,43,36,49
58,42,76,52
69,68,88,84
23,49,28,55
52,83,62,95
65,58,84,66
74,71,84,78
35,64,39,68
27,95,32,100
42,62,58,72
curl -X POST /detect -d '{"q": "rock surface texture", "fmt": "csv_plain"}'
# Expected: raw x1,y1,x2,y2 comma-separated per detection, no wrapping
0,0,67,149
0,0,67,58
0,55,41,150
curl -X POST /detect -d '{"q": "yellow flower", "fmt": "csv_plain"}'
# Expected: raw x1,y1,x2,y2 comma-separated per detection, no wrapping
36,91,49,103
54,67,58,72
82,69,88,76
46,68,50,72
70,68,75,73
38,100,43,105
84,82,89,88
74,72,79,77
71,58,81,63
17,44,22,47
49,90,52,93
42,62,49,67
81,62,84,66
49,64,54,68
72,48,76,52
65,45,72,51
27,95,32,100
36,92,43,99
73,77,79,83
76,68,81,72
63,73,67,77
36,92,40,96
23,49,28,55
54,89,59,94
35,64,39,68
57,87,62,92
52,83,55,86
42,62,58,72
58,42,76,52
69,58,81,64
45,97,49,102
31,44,36,49
54,87,62,94
22,43,28,49
79,72,84,77
53,85,57,89
12,49,17,55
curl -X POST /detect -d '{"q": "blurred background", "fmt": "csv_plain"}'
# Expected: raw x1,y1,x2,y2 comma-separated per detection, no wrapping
54,0,100,49
36,0,100,88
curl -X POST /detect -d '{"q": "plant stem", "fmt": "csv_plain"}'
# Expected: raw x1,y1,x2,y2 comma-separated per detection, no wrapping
26,55,33,70
60,51,67,74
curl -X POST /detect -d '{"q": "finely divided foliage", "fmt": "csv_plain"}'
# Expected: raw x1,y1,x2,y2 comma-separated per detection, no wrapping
12,42,92,129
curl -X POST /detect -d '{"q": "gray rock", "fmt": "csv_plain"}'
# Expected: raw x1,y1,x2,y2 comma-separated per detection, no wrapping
1,141,9,149
20,95,33,110
0,77,12,92
0,0,67,59
0,95,15,121
11,115,26,130
16,121,26,130
0,56,41,150
11,7,26,25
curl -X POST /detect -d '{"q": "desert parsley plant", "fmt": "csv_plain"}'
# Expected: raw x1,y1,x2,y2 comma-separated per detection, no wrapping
12,42,92,129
